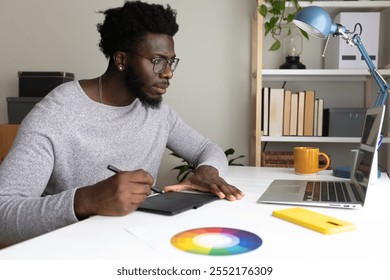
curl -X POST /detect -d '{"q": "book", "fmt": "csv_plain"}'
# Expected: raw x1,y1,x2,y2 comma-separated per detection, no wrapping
317,98,324,136
314,99,319,136
262,87,270,136
297,91,305,136
289,93,298,136
283,90,292,136
268,88,285,137
304,90,315,136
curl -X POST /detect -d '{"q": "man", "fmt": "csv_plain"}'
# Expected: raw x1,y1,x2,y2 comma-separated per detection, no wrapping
0,1,243,246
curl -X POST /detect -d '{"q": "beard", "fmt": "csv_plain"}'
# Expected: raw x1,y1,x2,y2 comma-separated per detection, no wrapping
124,66,162,109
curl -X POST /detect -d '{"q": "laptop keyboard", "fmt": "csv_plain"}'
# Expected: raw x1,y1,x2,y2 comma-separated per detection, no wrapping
303,181,356,203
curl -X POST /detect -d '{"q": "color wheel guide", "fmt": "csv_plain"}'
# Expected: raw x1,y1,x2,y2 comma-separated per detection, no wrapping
125,215,264,259
171,227,262,256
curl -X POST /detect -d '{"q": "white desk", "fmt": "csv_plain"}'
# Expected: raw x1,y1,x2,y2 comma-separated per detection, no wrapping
1,166,390,261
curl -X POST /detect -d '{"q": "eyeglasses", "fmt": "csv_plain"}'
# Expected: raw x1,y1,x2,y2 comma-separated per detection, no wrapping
127,52,180,74
150,57,180,74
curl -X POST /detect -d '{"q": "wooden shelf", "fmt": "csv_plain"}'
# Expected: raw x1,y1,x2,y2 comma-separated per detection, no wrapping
261,136,390,144
262,69,390,82
251,0,390,167
274,1,390,18
300,1,390,17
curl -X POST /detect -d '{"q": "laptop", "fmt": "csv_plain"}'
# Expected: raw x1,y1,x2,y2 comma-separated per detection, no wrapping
137,191,220,216
257,105,385,209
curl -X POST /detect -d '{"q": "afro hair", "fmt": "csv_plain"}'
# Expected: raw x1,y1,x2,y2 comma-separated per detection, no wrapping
97,1,179,58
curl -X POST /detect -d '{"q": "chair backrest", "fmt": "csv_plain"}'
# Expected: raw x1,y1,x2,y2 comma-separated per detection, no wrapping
0,124,20,164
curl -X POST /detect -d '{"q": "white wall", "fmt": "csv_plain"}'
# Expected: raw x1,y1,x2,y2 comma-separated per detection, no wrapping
0,0,255,186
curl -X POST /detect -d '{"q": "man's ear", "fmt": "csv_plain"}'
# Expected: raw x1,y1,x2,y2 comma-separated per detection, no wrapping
113,51,127,71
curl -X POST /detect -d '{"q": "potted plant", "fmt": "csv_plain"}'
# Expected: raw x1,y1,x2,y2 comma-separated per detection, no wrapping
259,0,312,51
170,148,245,182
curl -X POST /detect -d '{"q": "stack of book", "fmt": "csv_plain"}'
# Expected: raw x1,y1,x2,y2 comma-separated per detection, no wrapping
262,87,324,137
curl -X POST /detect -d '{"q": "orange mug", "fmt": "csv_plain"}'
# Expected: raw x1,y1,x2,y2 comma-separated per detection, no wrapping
294,147,330,175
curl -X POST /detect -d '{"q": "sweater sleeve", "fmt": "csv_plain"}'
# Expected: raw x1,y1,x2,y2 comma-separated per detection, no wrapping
166,108,228,176
0,125,78,245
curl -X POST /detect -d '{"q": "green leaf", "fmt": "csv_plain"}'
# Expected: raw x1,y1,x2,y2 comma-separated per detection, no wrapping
264,22,270,36
300,29,309,40
269,16,278,28
178,171,192,182
291,0,301,11
269,39,281,51
258,0,313,51
170,152,182,159
224,148,235,156
171,166,184,171
272,0,283,13
286,13,295,23
228,155,245,166
259,4,267,18
170,148,245,183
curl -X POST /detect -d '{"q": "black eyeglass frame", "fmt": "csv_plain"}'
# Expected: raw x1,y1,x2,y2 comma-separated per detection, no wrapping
124,51,180,74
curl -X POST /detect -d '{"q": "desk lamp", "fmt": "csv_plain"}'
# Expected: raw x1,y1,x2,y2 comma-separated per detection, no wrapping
293,6,389,179
293,6,389,107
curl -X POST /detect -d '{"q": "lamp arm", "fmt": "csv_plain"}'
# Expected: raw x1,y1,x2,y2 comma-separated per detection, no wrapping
352,34,389,107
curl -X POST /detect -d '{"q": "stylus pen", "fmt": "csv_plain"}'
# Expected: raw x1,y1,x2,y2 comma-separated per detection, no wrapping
107,165,164,194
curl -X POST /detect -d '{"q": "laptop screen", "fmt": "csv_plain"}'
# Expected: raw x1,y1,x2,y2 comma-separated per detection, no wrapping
352,106,385,193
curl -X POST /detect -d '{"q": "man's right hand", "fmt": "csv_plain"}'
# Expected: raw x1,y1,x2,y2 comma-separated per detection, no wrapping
74,169,154,220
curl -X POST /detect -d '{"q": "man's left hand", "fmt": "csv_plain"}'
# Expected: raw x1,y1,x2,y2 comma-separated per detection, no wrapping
164,165,244,201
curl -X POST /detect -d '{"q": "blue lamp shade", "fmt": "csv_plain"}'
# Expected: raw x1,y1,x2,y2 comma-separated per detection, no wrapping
293,6,338,39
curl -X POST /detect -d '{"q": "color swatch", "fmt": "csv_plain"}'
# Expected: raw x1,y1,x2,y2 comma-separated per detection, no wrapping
170,227,262,256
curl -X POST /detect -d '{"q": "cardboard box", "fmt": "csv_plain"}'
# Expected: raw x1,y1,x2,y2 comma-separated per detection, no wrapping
7,97,43,124
325,12,380,69
18,71,74,97
323,108,367,137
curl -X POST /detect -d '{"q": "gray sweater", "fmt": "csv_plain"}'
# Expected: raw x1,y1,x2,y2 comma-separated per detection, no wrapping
0,81,227,245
